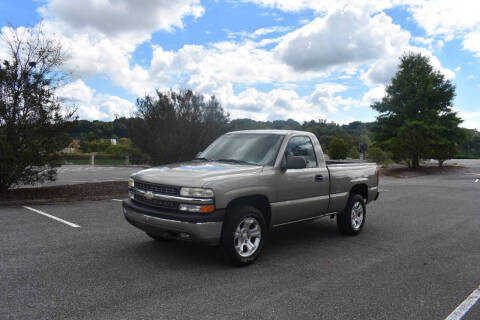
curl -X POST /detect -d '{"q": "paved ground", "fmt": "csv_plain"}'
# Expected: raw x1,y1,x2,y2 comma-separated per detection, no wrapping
1,162,480,319
27,165,144,187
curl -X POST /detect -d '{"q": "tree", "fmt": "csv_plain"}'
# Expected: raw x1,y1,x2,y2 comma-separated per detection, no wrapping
328,137,349,160
128,90,230,165
371,53,464,168
367,147,388,164
0,26,75,192
87,139,110,152
348,146,360,159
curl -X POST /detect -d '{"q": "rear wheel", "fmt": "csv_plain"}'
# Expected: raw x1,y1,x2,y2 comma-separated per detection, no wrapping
337,193,366,235
221,205,266,266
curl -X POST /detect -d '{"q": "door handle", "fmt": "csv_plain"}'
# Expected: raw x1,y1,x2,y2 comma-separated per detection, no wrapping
314,174,324,181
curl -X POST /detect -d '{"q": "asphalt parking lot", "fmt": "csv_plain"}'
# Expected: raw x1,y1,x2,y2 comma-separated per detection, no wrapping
2,163,480,319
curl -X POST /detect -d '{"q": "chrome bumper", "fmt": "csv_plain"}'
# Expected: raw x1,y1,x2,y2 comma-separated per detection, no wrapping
123,202,223,245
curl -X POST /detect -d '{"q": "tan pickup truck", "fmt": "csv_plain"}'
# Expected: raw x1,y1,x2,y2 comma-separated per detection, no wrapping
123,130,380,266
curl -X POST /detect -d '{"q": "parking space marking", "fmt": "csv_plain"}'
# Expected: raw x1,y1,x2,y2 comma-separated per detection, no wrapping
112,199,123,202
23,206,80,228
445,285,480,320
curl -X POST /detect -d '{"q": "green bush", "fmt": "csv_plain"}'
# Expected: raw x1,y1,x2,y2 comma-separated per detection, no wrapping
367,147,388,163
105,143,131,156
348,146,360,159
87,139,110,152
453,154,480,159
328,137,349,160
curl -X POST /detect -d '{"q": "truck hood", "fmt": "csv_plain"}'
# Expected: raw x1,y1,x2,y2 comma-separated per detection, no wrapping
131,161,263,187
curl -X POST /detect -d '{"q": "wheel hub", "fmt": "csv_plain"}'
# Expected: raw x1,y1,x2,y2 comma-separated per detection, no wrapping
351,201,364,231
234,217,261,258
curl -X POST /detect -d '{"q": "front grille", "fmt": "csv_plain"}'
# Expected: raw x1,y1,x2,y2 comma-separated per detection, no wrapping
134,194,178,210
134,181,179,196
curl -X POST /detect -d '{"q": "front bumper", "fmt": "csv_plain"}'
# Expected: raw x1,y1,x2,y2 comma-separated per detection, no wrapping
122,199,224,245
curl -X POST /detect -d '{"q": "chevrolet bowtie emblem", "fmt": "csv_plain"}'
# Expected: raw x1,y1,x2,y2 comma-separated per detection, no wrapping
145,191,154,199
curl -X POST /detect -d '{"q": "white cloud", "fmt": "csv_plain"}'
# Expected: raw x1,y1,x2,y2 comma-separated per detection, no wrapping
362,46,455,85
463,31,480,57
310,83,352,113
405,0,480,38
31,0,205,97
412,36,433,46
149,41,327,100
361,85,385,106
404,0,480,56
275,7,410,76
452,107,480,130
224,88,316,121
39,0,204,35
243,0,398,14
56,80,135,121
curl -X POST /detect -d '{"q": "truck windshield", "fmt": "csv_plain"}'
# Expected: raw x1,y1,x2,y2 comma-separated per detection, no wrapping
198,133,284,166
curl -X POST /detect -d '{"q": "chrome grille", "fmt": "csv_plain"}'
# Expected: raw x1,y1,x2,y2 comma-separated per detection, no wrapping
134,181,179,196
134,194,178,210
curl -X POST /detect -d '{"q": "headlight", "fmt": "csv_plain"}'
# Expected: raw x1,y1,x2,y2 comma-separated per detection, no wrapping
179,203,215,213
179,187,214,198
128,177,134,188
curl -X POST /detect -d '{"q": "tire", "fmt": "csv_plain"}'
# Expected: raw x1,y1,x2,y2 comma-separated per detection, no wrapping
146,232,171,241
337,193,366,236
221,205,266,267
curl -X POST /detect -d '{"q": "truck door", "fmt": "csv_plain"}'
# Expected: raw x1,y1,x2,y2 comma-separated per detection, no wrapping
271,135,330,225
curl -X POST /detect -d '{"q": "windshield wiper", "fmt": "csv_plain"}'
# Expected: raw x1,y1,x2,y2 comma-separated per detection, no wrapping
194,157,212,161
214,158,258,166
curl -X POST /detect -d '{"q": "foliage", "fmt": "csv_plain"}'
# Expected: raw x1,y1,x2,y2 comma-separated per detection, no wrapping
70,118,129,141
305,120,372,152
86,139,111,152
105,143,131,156
128,90,230,165
348,146,360,159
371,53,464,168
229,118,303,131
458,129,480,157
453,154,480,159
367,147,388,164
328,137,349,160
0,26,75,191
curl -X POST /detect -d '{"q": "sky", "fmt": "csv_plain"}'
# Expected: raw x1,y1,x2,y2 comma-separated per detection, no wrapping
1,0,479,129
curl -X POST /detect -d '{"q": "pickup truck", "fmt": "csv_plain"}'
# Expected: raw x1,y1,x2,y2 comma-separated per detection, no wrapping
123,130,379,266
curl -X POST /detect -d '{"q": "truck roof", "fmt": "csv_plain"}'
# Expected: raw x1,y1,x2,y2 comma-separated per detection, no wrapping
227,129,310,136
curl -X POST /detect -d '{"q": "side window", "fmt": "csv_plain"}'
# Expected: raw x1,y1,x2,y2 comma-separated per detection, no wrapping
285,136,318,168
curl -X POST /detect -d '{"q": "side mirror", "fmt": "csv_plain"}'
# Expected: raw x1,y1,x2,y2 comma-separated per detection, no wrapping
286,156,307,170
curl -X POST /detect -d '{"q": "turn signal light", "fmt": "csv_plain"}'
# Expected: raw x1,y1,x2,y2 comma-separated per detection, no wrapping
200,205,215,213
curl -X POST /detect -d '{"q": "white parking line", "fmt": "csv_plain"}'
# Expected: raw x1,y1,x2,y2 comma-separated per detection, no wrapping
445,285,480,320
112,199,123,202
23,206,80,228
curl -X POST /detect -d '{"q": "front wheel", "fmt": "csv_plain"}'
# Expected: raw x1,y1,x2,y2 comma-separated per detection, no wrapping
337,194,366,235
221,205,266,266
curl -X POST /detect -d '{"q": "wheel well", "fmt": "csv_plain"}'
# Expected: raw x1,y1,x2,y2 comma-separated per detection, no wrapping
226,195,272,227
350,184,368,201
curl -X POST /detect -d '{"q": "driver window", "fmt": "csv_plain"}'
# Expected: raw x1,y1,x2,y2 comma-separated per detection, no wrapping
285,136,318,168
